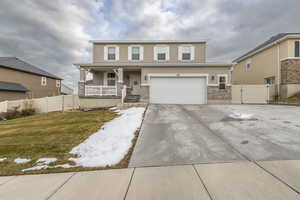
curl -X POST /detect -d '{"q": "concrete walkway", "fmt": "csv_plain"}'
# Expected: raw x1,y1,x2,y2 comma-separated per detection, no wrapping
0,160,300,200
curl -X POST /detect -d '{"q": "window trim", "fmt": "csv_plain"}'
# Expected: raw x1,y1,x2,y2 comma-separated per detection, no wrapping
56,80,61,88
245,58,252,71
178,45,195,61
154,45,169,61
128,45,144,61
104,45,119,61
41,77,47,86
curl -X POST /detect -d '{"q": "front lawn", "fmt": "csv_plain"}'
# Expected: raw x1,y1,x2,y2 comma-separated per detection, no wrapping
0,110,119,176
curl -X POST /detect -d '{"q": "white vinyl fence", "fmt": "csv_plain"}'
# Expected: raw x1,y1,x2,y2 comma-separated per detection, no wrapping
0,95,79,113
232,85,276,104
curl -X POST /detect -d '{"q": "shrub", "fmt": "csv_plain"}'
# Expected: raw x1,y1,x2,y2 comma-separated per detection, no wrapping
0,100,36,121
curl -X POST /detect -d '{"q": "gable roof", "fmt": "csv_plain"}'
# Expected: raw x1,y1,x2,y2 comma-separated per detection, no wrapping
0,81,28,92
0,57,62,80
233,33,300,63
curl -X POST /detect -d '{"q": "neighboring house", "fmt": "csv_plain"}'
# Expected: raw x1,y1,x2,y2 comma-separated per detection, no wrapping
0,57,62,101
0,81,29,102
61,83,74,95
232,33,300,98
75,40,232,105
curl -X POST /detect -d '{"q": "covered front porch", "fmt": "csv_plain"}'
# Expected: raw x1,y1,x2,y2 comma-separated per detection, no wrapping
78,66,143,103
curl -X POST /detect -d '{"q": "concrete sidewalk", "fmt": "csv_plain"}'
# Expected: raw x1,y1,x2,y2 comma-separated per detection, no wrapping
0,160,300,200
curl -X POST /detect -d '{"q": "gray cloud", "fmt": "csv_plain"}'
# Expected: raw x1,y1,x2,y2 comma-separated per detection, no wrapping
1,0,300,91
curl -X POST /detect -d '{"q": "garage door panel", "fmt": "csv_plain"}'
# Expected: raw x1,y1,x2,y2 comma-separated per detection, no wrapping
150,77,207,104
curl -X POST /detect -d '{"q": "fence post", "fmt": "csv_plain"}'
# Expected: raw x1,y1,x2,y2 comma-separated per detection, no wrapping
46,97,49,113
72,95,75,110
62,95,65,112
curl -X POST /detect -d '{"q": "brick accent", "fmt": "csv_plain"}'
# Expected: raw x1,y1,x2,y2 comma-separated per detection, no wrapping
281,59,300,84
207,86,231,100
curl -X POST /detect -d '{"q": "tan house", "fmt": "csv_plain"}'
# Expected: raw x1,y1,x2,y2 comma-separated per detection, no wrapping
75,40,232,105
232,33,300,98
0,57,62,101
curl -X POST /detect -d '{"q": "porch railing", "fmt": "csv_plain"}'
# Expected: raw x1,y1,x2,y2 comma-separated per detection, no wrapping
85,85,117,96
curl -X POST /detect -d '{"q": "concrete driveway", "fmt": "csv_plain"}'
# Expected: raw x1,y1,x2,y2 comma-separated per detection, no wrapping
129,104,300,167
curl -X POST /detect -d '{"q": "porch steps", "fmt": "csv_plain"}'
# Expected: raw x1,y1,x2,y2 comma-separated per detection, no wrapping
124,95,140,103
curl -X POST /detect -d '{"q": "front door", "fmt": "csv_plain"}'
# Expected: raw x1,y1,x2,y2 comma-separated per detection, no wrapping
130,74,141,95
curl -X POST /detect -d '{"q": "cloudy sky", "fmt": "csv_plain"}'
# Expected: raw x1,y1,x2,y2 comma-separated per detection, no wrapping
1,0,300,90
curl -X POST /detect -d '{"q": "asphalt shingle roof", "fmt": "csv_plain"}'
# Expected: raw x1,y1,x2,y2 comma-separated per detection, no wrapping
0,57,62,80
0,81,28,92
233,33,300,62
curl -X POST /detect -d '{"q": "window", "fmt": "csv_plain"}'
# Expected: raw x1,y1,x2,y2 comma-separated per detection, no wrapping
41,77,47,86
245,59,252,70
155,46,169,61
56,80,61,88
182,46,191,60
107,72,116,86
132,46,140,60
264,77,275,85
108,47,116,60
218,75,227,89
295,41,300,57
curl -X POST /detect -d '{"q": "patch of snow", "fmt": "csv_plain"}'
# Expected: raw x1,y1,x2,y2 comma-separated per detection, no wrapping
14,158,31,164
36,158,57,165
22,163,76,172
0,157,7,162
22,165,49,172
69,107,145,167
109,107,121,113
53,164,75,169
229,112,254,120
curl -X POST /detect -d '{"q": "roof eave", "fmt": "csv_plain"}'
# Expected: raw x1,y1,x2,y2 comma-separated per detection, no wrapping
0,65,62,80
233,34,300,63
89,40,206,44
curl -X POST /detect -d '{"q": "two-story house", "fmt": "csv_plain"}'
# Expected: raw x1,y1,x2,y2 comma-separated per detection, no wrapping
232,33,300,98
75,40,232,105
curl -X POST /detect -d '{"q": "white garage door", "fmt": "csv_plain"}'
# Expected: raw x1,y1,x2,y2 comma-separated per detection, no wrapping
150,77,207,104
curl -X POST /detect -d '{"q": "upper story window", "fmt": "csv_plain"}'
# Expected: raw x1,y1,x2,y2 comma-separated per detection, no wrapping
41,77,47,86
128,45,144,61
154,45,169,61
218,75,227,89
56,80,61,88
108,47,116,60
295,41,300,57
104,45,119,61
178,45,195,61
245,59,252,71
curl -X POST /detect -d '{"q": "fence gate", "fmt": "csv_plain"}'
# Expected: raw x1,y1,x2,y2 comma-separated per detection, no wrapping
232,85,275,104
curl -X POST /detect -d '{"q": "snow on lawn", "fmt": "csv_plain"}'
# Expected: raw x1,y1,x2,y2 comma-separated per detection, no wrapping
14,158,31,164
69,107,145,167
36,158,57,165
229,112,255,120
0,157,7,162
22,163,75,172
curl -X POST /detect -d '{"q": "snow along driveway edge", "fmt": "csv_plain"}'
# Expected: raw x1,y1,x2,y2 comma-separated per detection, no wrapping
69,107,146,167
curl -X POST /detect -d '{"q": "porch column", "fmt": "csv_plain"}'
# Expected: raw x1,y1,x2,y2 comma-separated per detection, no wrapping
78,68,86,97
117,67,124,96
